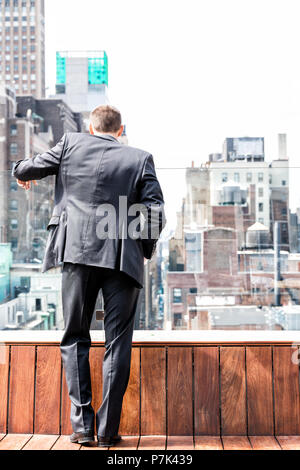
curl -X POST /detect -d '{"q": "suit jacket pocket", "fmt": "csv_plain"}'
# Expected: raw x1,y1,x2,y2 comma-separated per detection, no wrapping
46,212,67,263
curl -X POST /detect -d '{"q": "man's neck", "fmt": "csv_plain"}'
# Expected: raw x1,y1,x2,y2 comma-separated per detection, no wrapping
93,131,118,139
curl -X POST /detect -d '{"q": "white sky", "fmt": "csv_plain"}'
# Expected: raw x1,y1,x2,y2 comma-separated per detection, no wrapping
45,0,300,228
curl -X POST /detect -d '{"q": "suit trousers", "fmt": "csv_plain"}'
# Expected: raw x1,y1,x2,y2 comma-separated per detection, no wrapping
60,262,141,437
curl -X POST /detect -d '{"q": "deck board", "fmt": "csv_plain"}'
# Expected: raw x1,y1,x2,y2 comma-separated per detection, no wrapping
118,349,140,436
276,436,300,450
166,436,194,450
194,347,220,435
249,436,281,450
51,435,81,450
194,436,223,450
109,436,139,450
0,346,9,434
0,434,32,450
222,436,252,450
22,434,59,450
138,436,166,450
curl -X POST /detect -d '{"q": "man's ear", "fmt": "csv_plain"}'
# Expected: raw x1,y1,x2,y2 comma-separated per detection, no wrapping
117,125,124,137
89,123,94,135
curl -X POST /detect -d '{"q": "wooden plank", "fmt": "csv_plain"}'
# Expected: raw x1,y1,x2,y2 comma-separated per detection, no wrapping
35,347,61,435
8,346,35,434
22,435,59,450
167,347,193,435
90,347,105,433
220,347,246,435
51,435,81,450
246,347,274,435
194,436,223,450
166,436,194,450
60,370,73,436
118,348,140,435
81,442,108,451
194,347,219,435
273,347,300,435
138,436,166,450
109,436,139,450
141,348,166,435
276,436,300,450
249,436,281,450
0,434,32,450
222,436,252,450
0,346,9,433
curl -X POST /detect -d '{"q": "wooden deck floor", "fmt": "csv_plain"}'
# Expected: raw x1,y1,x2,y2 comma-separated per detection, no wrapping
0,434,300,450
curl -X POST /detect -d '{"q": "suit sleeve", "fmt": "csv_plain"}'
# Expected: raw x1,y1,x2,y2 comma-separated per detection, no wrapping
12,134,67,181
138,154,166,258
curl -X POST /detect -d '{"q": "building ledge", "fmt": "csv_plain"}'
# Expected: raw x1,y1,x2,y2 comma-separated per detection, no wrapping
1,329,300,345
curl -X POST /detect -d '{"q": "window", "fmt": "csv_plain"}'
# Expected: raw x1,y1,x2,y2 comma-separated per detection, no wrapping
10,180,18,191
259,218,264,224
259,203,264,212
282,180,287,186
258,173,264,182
173,288,182,303
258,187,264,197
10,124,17,136
222,172,228,182
10,200,18,211
234,173,240,183
10,219,18,230
10,143,18,155
247,172,252,182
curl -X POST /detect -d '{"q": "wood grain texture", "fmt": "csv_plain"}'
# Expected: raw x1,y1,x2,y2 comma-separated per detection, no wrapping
249,436,281,450
141,348,166,435
276,436,300,450
194,347,219,435
220,347,246,435
35,347,61,435
222,436,252,450
90,347,105,417
167,347,193,436
195,436,223,450
118,348,140,435
60,370,72,436
22,434,59,450
109,436,139,450
8,346,35,434
51,435,81,450
273,347,300,435
0,434,32,450
138,435,166,450
246,347,274,435
0,346,9,433
166,436,194,450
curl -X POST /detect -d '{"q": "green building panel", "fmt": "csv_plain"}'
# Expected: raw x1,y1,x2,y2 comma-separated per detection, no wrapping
56,52,66,85
88,52,108,86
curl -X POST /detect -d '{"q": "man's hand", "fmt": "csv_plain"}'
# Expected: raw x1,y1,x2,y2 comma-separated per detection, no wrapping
17,180,37,190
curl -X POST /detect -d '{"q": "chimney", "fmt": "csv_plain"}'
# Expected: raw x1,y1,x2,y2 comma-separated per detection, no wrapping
278,134,288,160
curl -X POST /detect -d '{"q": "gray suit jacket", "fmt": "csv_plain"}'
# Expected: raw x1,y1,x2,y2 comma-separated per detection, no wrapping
13,132,166,289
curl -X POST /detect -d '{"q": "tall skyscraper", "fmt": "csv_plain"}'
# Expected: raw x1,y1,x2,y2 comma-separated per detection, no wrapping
0,0,45,98
54,50,109,127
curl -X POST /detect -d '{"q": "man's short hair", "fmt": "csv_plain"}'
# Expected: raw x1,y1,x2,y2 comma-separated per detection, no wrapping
90,105,122,133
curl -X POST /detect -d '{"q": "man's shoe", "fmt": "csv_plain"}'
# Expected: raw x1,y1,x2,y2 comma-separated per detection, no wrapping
97,435,122,447
70,431,95,446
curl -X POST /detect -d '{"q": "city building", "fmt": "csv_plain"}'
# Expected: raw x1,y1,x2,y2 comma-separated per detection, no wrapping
16,95,83,142
223,137,265,162
0,0,45,98
54,50,109,128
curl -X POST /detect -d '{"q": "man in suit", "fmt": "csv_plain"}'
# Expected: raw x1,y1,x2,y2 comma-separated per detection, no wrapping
13,105,166,447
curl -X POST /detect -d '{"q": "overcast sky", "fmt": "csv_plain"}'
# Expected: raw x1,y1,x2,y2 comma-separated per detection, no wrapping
45,0,300,227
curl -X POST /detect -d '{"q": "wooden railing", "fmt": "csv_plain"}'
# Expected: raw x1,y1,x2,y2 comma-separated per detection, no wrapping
0,331,300,436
